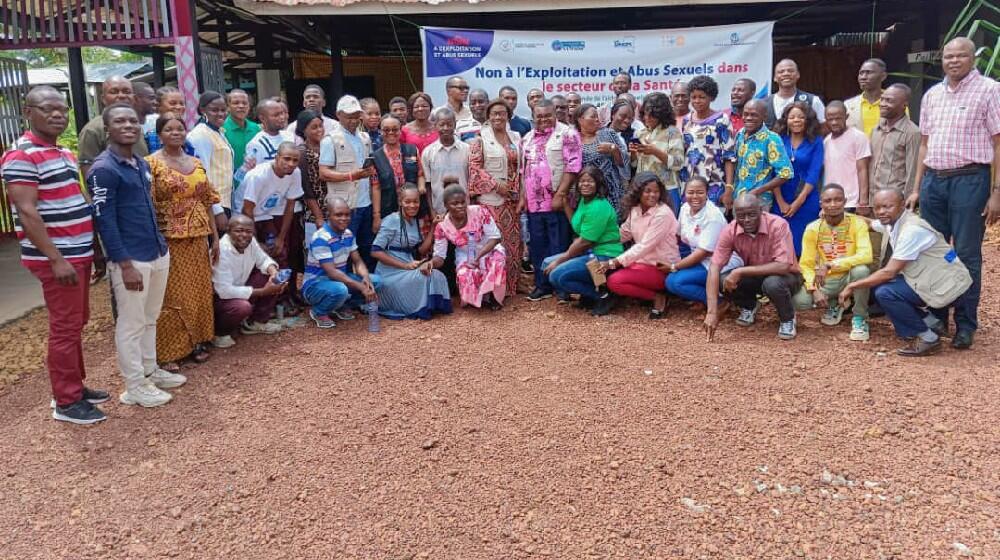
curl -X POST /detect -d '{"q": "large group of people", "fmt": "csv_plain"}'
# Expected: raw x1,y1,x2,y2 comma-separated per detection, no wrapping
3,36,997,425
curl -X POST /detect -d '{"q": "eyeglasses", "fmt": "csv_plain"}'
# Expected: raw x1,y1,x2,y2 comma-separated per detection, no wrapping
448,85,470,91
27,104,70,115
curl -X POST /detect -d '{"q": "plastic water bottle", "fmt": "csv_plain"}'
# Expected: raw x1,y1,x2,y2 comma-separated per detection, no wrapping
465,231,476,265
273,268,292,284
265,232,276,251
366,301,380,333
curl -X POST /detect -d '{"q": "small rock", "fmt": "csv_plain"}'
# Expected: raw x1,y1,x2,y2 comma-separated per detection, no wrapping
421,439,439,450
544,311,556,319
951,542,973,556
642,369,653,376
863,481,880,488
754,481,769,494
169,506,183,519
932,423,950,433
680,497,709,514
431,334,442,340
876,351,887,357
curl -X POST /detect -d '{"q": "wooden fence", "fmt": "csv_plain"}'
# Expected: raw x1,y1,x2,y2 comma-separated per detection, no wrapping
1,0,175,49
0,55,27,235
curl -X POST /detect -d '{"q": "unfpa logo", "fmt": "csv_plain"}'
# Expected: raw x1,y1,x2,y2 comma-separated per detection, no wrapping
446,36,471,46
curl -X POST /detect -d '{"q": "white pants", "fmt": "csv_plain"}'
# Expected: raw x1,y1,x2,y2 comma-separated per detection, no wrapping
109,253,170,387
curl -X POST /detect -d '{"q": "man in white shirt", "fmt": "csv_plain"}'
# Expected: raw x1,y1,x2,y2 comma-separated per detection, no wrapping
212,215,286,346
234,98,293,206
420,108,470,217
440,76,473,125
240,142,303,269
284,84,339,140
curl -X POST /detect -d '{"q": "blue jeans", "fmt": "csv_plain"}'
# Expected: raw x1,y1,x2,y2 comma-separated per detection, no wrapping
349,205,376,272
527,211,571,293
667,188,682,216
665,265,710,304
543,253,609,300
302,273,383,317
918,167,989,332
874,276,943,339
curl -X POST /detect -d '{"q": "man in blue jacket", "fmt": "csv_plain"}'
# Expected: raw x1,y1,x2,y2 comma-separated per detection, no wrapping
88,103,186,409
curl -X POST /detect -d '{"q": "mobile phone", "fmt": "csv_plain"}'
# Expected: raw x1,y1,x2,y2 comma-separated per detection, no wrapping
628,138,642,145
362,156,376,168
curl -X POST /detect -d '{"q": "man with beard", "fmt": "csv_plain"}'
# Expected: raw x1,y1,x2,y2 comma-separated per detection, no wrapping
725,78,756,132
763,59,825,127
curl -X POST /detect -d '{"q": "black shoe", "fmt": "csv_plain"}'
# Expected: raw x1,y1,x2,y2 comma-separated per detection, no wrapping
897,338,942,357
82,386,110,404
526,289,553,301
52,399,107,425
520,260,534,274
574,297,595,310
556,295,572,305
930,321,950,339
591,294,616,316
951,329,974,350
50,386,110,409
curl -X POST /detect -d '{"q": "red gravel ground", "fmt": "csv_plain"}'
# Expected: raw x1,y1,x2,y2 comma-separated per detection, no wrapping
1,247,998,559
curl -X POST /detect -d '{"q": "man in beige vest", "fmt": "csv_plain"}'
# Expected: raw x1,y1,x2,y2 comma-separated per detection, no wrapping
319,95,375,268
838,189,972,357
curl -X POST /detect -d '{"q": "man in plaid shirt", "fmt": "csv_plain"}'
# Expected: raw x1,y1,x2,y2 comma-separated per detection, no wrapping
907,37,1000,350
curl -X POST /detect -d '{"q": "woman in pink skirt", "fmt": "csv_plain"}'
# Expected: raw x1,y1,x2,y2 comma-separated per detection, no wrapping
432,183,507,310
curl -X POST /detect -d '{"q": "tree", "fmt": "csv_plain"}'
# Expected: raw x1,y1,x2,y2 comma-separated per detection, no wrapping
6,47,146,69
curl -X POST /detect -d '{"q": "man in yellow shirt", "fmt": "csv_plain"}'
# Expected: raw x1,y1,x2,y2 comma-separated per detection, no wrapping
845,59,888,136
793,184,874,340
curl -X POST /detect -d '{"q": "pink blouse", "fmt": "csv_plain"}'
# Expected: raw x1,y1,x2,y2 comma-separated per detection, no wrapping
617,203,680,267
400,126,439,155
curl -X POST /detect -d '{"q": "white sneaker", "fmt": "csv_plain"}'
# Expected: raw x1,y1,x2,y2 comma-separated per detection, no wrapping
241,320,282,335
212,335,236,348
119,380,173,408
147,368,187,389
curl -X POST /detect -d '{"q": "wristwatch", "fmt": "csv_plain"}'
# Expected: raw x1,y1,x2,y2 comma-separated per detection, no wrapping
669,262,677,273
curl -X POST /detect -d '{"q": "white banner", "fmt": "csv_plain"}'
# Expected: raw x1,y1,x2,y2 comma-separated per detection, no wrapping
421,22,774,118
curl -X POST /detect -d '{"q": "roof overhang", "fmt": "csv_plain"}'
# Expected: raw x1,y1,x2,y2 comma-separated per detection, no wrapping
235,0,804,16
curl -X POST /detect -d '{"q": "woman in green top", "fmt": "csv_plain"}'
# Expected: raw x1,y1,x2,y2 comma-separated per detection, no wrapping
542,165,624,315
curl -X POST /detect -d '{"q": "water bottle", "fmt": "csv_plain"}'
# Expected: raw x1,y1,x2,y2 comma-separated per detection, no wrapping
366,301,380,333
465,231,476,265
265,232,276,251
273,268,292,284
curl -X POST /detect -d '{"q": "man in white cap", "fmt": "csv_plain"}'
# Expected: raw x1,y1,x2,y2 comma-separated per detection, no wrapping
318,95,377,269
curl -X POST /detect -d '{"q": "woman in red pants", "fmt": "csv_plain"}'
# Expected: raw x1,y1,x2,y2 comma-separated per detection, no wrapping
605,171,680,318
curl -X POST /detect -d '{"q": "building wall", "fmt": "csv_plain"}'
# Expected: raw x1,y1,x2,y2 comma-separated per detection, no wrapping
293,54,425,107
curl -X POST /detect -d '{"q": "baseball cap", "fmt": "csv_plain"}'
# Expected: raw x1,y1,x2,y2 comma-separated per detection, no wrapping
336,95,363,114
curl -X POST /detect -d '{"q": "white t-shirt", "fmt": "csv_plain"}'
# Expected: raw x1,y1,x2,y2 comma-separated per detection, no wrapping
678,202,742,271
240,163,304,221
870,213,938,261
244,130,295,167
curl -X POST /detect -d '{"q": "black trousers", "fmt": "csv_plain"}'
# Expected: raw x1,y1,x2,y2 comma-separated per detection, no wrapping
720,272,802,322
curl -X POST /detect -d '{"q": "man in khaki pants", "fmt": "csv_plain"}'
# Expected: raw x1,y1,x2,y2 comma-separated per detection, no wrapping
88,104,186,408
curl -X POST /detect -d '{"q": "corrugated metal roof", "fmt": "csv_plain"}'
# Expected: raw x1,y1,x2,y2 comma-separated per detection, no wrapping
26,62,150,86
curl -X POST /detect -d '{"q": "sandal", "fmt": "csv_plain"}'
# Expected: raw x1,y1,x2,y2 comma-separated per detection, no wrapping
161,362,181,373
648,308,666,320
191,345,210,364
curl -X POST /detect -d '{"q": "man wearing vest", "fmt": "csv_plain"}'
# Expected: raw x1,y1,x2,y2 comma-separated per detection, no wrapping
319,95,376,270
839,189,972,357
521,99,583,301
764,59,825,128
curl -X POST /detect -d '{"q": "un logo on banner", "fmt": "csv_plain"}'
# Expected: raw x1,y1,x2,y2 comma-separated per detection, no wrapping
730,32,740,44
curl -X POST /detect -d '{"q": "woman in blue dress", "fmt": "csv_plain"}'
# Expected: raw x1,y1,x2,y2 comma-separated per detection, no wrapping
371,185,453,319
774,101,824,255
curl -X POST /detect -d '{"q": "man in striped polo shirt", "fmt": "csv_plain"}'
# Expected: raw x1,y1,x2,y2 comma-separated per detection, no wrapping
1,86,109,424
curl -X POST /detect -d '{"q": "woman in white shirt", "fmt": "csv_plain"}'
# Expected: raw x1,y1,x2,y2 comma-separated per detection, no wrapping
665,176,739,304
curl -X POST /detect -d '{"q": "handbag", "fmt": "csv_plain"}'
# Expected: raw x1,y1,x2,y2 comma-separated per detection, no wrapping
585,257,607,288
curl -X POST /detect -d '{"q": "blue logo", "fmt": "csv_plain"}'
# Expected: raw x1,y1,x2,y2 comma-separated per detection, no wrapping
614,37,635,53
730,32,740,44
551,40,585,52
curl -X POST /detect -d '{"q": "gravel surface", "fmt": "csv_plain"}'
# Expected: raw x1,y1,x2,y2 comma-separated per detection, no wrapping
0,246,998,559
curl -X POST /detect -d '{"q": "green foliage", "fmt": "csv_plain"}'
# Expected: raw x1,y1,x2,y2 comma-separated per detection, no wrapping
58,114,79,156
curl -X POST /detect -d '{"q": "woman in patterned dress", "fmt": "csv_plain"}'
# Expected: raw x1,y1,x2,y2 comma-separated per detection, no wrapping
575,103,630,215
680,75,737,210
147,114,220,370
468,98,523,296
433,184,507,309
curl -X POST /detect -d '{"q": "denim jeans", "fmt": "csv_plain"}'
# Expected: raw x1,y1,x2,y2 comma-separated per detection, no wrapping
543,253,610,300
302,272,383,317
349,205,376,272
874,275,944,339
918,167,990,332
527,211,571,293
792,265,871,318
665,265,710,304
